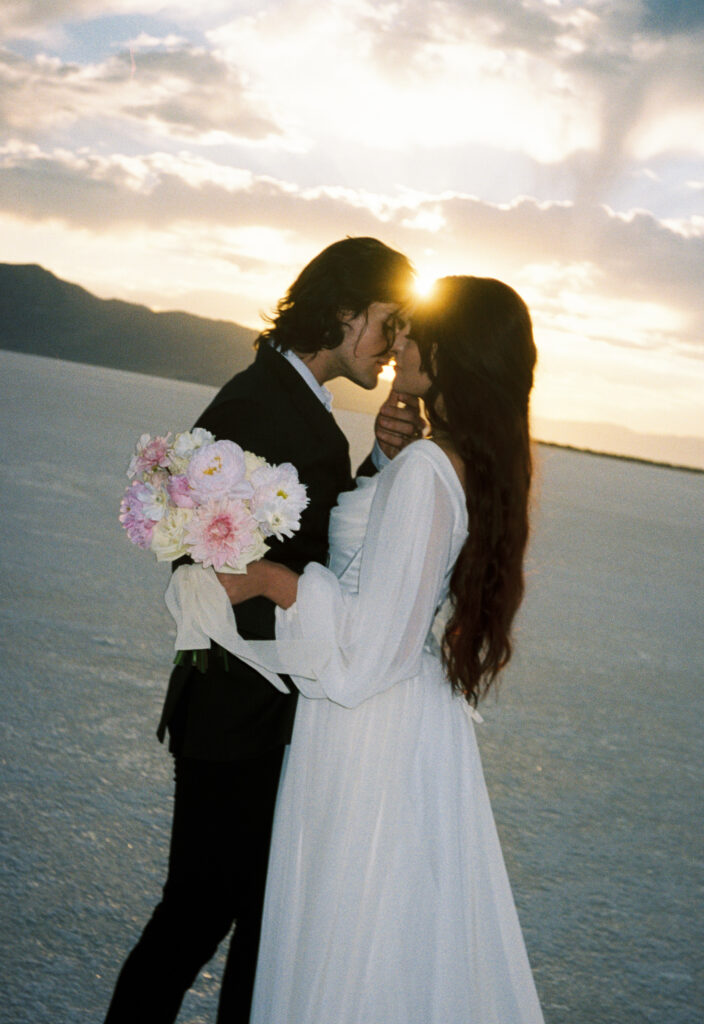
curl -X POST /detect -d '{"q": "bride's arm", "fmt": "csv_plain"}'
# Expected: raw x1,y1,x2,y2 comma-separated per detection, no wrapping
216,561,299,609
275,451,457,707
214,449,457,708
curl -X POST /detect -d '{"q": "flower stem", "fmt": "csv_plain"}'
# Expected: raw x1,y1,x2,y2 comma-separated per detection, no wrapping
173,649,209,673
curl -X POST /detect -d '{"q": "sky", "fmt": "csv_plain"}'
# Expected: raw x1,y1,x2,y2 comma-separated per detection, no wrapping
1,0,703,457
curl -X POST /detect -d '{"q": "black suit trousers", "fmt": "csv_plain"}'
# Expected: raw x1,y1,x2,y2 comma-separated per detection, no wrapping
104,747,284,1024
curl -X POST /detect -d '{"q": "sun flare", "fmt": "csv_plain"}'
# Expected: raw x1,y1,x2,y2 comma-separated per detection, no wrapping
414,272,438,297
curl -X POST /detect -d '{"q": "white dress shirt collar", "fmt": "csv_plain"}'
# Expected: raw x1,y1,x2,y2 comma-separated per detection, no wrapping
281,349,334,412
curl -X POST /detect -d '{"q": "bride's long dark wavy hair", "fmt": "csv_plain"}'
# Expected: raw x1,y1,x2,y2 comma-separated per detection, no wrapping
412,276,536,705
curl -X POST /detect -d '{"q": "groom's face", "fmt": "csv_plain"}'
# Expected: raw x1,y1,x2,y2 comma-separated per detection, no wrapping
334,302,403,390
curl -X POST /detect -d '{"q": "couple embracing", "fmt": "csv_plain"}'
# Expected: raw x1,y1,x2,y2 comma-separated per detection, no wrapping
105,237,545,1023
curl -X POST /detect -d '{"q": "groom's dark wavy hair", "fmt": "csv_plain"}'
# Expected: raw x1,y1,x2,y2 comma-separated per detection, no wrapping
412,276,536,706
258,237,414,354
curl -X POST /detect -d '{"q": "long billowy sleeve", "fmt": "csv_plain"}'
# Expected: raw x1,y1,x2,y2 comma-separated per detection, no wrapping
275,450,456,707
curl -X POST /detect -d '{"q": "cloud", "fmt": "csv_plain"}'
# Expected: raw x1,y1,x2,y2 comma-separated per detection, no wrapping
409,192,704,346
209,3,602,162
0,0,700,447
0,142,385,240
1,1,94,34
0,1,224,36
202,0,704,178
540,5,704,206
1,141,701,355
0,41,283,144
4,2,703,184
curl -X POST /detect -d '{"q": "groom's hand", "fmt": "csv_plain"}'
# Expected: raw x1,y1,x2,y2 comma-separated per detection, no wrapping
374,389,426,460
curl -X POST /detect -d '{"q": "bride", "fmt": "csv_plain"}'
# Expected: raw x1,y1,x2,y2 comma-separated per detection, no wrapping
215,275,544,1023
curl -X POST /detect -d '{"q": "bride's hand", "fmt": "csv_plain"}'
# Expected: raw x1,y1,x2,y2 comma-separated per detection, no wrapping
216,562,268,604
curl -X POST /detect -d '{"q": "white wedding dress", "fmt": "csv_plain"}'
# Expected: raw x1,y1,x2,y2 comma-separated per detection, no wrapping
248,441,545,1023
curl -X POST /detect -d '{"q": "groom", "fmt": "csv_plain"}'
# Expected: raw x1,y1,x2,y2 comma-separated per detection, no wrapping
104,238,422,1023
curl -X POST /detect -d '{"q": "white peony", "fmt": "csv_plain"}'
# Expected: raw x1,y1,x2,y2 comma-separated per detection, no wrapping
250,462,309,540
251,496,304,540
150,507,193,562
169,428,216,474
141,482,169,522
244,450,268,476
186,440,252,503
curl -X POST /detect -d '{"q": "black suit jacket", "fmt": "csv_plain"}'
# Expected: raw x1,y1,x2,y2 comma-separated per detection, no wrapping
156,342,356,760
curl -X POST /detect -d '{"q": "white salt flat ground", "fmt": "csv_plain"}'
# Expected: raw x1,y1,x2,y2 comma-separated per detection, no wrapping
1,350,702,1023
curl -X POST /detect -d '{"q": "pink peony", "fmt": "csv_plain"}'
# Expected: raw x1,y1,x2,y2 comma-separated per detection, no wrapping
127,433,172,478
119,481,155,549
186,440,253,504
167,474,197,508
185,498,260,571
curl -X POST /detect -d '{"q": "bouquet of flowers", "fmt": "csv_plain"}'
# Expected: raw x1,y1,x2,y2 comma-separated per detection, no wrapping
119,428,309,573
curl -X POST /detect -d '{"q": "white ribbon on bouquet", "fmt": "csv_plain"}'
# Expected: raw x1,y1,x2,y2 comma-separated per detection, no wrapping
164,563,315,693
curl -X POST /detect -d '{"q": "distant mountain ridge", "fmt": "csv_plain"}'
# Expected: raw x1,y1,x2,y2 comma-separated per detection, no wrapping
0,262,258,385
2,262,702,471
